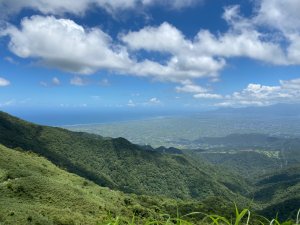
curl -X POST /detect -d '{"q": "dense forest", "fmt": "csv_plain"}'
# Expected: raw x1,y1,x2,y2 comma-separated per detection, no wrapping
0,111,299,224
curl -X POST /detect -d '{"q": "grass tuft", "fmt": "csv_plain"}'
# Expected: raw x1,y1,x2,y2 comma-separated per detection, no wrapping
102,208,300,225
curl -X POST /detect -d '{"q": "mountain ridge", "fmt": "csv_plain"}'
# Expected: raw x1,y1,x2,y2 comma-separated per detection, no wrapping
0,110,247,201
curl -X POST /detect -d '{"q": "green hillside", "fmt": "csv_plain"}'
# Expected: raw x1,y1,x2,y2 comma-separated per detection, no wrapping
195,150,281,179
0,144,134,225
254,166,300,220
0,144,249,225
0,111,247,201
0,111,299,223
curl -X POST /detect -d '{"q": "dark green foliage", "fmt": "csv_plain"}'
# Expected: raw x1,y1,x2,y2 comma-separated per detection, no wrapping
253,166,300,220
0,111,299,223
197,150,281,179
0,144,251,225
0,111,245,201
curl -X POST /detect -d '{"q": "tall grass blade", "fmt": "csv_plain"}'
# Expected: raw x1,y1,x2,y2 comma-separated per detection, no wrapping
234,203,250,225
270,219,281,225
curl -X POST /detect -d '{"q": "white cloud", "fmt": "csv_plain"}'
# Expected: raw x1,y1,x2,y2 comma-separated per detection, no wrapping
60,103,88,108
253,0,300,65
122,22,226,81
193,5,287,65
52,77,60,85
256,0,300,33
142,0,201,9
0,99,15,107
126,98,163,107
99,78,110,86
127,99,136,107
2,1,300,98
0,77,10,87
194,93,223,99
40,81,48,87
0,0,203,17
175,83,207,93
70,76,87,86
216,78,300,107
194,29,286,65
40,77,60,87
1,16,132,75
121,22,189,53
280,78,300,89
148,97,161,104
1,16,225,83
4,56,18,64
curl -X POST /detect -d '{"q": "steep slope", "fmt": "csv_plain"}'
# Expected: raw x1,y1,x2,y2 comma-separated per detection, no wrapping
0,111,245,201
0,144,257,224
0,144,146,224
253,166,300,220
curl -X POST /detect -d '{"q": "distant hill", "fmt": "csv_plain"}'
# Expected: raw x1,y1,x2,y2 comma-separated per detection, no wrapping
193,133,283,148
66,104,300,149
192,133,300,179
0,111,247,201
1,111,299,221
211,103,300,118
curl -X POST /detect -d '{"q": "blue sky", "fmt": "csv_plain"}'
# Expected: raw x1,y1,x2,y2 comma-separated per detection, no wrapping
1,0,300,119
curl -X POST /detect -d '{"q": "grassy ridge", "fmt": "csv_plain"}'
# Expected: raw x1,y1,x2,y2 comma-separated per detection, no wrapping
0,144,135,224
0,111,247,201
0,111,299,222
1,144,299,225
0,144,250,225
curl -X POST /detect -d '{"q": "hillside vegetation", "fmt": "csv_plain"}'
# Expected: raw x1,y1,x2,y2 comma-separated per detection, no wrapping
0,111,247,201
254,166,300,220
0,111,299,223
0,144,249,225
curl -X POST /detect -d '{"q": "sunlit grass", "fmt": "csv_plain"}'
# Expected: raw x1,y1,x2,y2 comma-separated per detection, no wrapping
102,208,300,225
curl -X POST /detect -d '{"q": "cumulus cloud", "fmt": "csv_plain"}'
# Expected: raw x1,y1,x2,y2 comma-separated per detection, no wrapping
121,22,189,53
1,16,225,83
1,16,132,75
256,0,300,33
0,77,10,87
0,0,203,17
127,99,136,107
216,78,300,107
254,0,300,65
70,76,88,86
126,98,162,107
40,77,61,87
175,82,207,94
52,77,60,85
148,97,161,104
121,22,226,81
142,0,201,9
194,93,223,99
193,5,287,65
2,1,300,100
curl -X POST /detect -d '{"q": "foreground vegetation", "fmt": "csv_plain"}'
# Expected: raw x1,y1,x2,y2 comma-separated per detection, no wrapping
103,208,300,225
1,144,299,225
0,111,248,200
0,144,243,224
0,111,299,224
